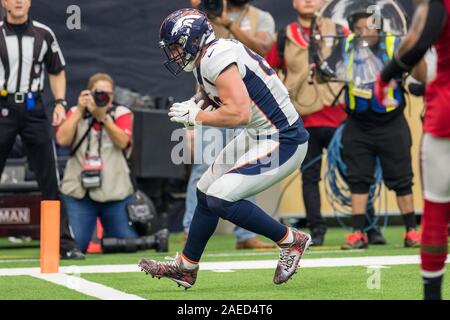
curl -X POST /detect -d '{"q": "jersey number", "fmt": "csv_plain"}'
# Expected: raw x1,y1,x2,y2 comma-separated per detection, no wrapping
244,46,275,76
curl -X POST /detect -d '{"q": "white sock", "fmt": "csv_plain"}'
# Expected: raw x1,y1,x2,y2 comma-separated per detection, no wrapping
279,228,294,245
181,255,198,270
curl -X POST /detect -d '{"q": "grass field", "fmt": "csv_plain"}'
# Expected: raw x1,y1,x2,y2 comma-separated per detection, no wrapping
0,226,448,300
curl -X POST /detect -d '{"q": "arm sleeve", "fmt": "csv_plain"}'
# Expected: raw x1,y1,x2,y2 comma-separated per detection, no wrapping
43,30,66,75
381,0,447,81
399,0,446,67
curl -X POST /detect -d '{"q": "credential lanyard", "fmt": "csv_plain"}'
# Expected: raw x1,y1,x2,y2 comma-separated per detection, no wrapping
297,22,310,44
85,122,103,159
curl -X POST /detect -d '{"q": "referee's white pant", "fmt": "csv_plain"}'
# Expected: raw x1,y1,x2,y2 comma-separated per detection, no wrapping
197,129,308,202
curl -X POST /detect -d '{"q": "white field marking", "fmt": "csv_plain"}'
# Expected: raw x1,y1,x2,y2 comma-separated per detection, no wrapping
0,259,39,263
211,269,235,273
366,265,391,269
1,255,449,276
202,249,364,258
0,249,361,263
0,267,40,275
33,273,145,300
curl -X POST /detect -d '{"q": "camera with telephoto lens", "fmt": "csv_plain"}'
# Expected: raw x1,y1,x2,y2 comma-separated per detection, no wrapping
91,89,111,107
101,193,169,253
101,228,169,253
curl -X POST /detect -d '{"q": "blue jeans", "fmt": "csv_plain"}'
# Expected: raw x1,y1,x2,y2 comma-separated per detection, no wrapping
183,127,256,243
62,194,138,253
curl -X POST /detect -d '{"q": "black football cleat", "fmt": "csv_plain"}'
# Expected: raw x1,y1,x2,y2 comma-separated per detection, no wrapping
139,255,198,289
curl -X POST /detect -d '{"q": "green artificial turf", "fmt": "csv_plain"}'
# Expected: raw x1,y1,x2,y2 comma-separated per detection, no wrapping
0,226,448,300
0,275,94,300
81,264,450,300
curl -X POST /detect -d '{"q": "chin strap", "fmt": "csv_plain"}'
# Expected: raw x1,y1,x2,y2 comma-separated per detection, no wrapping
184,60,197,72
203,31,216,46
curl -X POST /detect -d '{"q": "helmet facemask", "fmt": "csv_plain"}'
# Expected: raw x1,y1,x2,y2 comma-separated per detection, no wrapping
160,31,214,75
160,35,196,76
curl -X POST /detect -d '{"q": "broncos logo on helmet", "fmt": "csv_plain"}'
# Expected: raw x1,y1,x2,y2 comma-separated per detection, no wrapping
171,15,198,36
159,8,215,76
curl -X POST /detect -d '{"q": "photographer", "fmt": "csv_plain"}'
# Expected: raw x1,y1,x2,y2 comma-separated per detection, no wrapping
193,0,275,56
56,73,138,253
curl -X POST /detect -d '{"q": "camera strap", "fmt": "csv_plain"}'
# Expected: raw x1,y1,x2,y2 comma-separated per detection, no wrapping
85,122,103,159
298,22,310,44
70,118,94,156
70,104,117,157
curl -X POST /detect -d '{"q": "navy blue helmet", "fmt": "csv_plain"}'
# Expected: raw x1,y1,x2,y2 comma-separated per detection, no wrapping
159,8,215,75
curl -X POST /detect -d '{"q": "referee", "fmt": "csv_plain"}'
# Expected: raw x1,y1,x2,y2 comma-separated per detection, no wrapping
0,0,83,259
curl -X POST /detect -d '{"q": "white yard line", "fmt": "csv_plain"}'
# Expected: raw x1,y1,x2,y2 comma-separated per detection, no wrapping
198,255,433,270
33,273,145,300
0,259,39,263
202,249,364,258
0,267,40,275
1,255,448,276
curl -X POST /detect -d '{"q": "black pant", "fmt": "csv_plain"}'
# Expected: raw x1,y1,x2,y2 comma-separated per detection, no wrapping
301,126,380,232
0,98,77,252
342,115,413,195
301,127,337,230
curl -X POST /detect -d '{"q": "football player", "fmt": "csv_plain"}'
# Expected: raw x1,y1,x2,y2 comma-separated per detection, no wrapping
375,0,450,300
139,8,311,289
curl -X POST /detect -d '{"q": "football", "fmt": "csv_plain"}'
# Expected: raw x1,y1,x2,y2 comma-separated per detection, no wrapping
193,89,220,110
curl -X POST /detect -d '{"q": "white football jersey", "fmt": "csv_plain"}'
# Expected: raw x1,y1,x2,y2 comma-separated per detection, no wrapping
193,38,301,134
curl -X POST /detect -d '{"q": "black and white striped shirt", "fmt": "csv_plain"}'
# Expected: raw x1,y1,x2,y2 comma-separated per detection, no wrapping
0,19,66,94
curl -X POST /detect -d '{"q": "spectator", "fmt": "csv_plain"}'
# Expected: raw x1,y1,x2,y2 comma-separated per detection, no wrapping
192,0,275,56
185,0,276,249
56,73,138,253
0,0,83,259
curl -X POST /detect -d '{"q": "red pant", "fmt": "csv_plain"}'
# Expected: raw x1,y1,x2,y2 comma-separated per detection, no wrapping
420,200,450,275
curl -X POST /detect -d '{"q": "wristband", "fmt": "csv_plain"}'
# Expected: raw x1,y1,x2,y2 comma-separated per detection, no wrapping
98,114,112,125
54,99,68,110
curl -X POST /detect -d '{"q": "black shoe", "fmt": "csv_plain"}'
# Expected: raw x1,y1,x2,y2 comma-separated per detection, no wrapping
310,226,326,247
367,227,387,245
61,248,86,260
